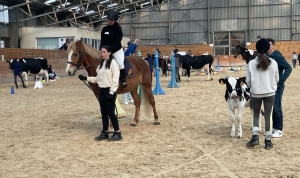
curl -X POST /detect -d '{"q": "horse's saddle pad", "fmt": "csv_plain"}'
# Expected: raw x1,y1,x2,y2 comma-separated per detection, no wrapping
124,58,134,78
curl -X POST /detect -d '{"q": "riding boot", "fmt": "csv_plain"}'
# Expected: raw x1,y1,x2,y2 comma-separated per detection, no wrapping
22,81,27,88
120,69,127,88
15,82,18,89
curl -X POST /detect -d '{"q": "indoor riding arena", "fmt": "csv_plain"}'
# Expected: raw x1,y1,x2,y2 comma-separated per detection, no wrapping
1,0,300,177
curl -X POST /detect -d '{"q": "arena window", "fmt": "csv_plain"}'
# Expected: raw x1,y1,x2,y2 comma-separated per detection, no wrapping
0,5,9,24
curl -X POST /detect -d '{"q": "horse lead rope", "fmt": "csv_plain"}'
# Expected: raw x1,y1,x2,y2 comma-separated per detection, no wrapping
81,76,119,117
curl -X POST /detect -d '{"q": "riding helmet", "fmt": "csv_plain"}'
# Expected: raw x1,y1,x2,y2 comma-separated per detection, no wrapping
107,10,118,21
256,38,270,53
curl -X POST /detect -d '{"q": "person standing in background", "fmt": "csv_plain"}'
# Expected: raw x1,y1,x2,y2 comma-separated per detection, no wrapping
59,38,70,50
12,58,27,89
292,52,297,68
173,49,182,82
144,53,154,82
266,38,292,138
123,39,140,104
257,35,261,41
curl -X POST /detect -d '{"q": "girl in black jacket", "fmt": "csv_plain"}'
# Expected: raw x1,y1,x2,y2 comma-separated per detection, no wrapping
100,10,127,88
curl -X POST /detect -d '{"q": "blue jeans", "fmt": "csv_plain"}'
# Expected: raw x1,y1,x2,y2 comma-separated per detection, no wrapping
123,92,132,102
273,86,284,131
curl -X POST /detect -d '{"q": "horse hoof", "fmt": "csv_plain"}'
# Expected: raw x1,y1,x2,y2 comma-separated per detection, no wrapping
130,123,137,127
154,122,160,125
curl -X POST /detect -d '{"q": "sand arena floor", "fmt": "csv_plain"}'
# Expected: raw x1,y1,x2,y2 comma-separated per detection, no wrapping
0,69,300,178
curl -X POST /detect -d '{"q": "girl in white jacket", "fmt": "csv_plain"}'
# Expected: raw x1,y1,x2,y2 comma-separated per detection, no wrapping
246,38,279,150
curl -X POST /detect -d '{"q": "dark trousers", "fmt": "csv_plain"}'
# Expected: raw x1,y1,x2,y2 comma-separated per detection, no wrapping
273,87,284,131
175,67,180,82
250,95,275,133
292,59,296,68
99,88,119,131
14,74,24,83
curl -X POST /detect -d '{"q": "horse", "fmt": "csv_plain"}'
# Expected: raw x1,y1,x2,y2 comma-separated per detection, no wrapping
233,45,257,64
66,39,159,126
158,57,168,76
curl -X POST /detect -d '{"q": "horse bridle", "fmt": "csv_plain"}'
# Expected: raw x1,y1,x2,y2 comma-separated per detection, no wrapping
67,45,99,70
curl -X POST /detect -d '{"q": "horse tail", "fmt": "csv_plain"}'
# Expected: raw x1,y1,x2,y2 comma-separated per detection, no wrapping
142,86,151,117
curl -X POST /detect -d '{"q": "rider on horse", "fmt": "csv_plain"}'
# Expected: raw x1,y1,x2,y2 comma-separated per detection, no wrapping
100,10,127,88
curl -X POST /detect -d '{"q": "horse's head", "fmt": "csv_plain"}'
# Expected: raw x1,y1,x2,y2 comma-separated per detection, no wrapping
233,45,241,58
66,40,86,76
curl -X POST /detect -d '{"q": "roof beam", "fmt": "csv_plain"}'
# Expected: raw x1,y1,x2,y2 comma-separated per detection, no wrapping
44,0,150,26
26,3,32,17
18,0,103,22
0,0,39,12
19,7,31,17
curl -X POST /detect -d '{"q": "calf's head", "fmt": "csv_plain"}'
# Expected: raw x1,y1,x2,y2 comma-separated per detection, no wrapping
219,76,247,99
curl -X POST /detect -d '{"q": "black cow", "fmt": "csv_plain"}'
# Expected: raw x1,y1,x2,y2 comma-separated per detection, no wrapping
6,57,49,86
181,54,214,81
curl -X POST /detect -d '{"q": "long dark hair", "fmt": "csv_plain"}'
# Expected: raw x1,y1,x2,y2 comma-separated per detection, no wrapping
257,53,271,71
99,45,114,69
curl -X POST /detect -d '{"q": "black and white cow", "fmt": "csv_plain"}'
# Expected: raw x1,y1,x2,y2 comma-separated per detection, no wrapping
219,76,251,138
181,54,214,81
6,57,49,86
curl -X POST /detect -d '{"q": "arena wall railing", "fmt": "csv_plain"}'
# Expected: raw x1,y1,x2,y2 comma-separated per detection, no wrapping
0,48,67,83
0,41,295,83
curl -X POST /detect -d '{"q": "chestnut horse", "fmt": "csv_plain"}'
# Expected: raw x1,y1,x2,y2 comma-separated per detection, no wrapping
66,40,159,126
233,45,257,64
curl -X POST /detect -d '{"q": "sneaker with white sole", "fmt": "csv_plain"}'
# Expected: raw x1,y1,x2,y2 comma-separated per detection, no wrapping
272,130,283,138
124,101,128,105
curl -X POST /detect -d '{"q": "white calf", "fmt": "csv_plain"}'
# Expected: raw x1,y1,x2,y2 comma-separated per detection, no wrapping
219,76,251,138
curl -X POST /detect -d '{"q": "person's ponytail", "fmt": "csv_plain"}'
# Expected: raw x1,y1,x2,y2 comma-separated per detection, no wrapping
256,53,271,71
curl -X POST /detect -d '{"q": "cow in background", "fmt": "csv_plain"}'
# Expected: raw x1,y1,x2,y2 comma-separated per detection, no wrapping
181,54,214,81
6,57,49,86
219,76,252,138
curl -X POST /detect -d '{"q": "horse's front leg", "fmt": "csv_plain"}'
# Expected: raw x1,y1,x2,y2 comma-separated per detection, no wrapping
130,88,141,126
143,85,159,125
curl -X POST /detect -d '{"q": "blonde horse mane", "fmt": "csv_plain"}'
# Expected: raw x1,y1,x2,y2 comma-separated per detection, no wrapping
67,40,100,59
66,41,76,54
82,42,100,59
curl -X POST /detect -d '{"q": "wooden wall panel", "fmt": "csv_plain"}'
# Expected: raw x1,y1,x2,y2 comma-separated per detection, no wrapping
0,48,68,83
